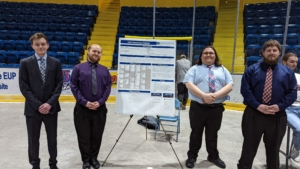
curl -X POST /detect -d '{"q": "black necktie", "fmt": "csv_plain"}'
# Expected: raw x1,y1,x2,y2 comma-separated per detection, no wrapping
92,64,97,95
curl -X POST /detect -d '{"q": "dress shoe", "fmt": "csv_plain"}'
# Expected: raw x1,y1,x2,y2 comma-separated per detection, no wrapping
185,158,196,168
83,163,91,169
207,157,226,168
50,165,58,169
90,158,100,169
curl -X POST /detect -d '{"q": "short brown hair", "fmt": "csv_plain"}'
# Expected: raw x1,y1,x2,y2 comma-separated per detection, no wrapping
262,39,281,53
196,46,222,67
87,44,101,51
29,33,49,44
282,52,298,62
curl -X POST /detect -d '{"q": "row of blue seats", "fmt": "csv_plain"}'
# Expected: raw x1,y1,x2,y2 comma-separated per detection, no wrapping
245,24,300,34
0,63,74,69
245,44,300,57
244,17,300,26
0,2,97,10
0,25,91,35
119,21,210,28
118,25,214,30
244,8,300,17
245,33,300,46
120,13,216,21
121,6,215,12
0,40,84,54
244,1,297,10
0,51,80,65
0,30,87,43
0,9,97,17
0,16,94,25
120,11,215,15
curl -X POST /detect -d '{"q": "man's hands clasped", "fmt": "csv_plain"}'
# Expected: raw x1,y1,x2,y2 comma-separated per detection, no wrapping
257,104,280,115
86,101,100,110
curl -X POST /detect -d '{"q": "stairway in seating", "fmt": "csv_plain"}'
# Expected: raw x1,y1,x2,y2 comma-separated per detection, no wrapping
82,0,120,69
213,0,244,74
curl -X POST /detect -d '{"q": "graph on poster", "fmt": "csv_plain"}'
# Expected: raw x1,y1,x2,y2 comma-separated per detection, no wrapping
115,38,176,116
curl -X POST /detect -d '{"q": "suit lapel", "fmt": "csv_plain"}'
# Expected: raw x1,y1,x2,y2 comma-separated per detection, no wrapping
30,55,43,83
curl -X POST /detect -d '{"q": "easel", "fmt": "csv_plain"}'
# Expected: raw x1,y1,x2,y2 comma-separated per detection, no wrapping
102,114,183,169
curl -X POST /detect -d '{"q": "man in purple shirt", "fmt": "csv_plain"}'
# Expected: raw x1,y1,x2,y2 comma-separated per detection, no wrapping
70,44,112,169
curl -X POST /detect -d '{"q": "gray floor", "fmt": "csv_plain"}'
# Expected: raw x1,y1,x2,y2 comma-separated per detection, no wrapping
0,102,299,169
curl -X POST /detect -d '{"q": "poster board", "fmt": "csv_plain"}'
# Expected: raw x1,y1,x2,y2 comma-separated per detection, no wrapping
115,38,176,116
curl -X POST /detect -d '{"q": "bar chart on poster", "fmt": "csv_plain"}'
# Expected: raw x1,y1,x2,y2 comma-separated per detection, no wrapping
115,38,176,116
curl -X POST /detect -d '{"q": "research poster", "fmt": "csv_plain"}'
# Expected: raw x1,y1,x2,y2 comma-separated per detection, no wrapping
115,38,176,116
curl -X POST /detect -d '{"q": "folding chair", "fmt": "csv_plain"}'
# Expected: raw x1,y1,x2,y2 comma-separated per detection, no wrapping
154,98,181,142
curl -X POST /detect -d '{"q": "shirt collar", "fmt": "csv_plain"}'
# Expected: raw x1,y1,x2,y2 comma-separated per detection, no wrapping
260,61,278,70
35,53,47,61
87,60,98,67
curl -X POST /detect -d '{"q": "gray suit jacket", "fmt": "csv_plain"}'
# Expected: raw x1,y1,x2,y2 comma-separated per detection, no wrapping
19,55,63,116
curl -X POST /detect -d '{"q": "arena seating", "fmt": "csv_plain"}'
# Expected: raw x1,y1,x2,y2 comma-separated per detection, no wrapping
244,1,300,67
113,6,217,67
0,1,97,67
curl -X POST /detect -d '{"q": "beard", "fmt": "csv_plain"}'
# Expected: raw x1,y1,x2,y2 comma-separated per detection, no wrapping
263,56,279,65
87,54,100,63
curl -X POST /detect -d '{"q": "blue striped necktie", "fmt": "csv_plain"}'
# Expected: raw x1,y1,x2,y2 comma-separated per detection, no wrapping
40,58,46,84
208,65,216,93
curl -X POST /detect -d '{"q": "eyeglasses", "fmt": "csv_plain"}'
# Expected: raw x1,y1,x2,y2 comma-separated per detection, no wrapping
202,52,215,55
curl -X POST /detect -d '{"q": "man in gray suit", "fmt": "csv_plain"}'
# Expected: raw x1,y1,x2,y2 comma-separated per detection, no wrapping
19,33,63,169
176,54,191,110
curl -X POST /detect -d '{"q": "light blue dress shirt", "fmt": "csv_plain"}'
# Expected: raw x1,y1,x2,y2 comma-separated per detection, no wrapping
183,64,233,103
35,53,47,71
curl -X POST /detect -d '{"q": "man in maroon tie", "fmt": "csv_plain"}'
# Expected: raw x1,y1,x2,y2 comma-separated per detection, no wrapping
238,39,298,169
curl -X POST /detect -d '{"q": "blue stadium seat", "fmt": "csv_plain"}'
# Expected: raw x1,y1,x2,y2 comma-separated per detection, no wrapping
67,52,79,65
72,42,83,53
19,51,33,60
246,45,261,57
257,25,271,34
3,40,15,50
247,56,262,67
273,34,284,44
281,45,292,54
292,45,300,58
0,30,9,40
55,52,67,64
245,34,259,46
0,50,6,63
15,40,27,51
6,51,18,63
259,34,273,45
61,42,72,52
288,24,299,34
48,51,56,58
26,41,33,51
9,31,20,40
49,41,61,52
287,34,298,46
271,25,284,34
245,25,258,34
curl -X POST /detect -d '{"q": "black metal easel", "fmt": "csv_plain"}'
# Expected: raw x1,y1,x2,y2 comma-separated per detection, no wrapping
102,114,183,169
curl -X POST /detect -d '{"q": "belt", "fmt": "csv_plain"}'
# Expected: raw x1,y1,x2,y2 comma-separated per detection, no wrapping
191,100,224,108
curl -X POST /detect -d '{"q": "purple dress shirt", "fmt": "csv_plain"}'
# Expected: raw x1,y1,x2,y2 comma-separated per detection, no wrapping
71,62,112,107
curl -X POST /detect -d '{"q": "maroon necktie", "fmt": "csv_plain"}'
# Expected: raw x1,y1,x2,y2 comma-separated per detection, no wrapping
262,67,272,103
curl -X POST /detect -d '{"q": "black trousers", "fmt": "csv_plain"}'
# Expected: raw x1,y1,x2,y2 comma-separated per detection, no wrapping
26,113,58,168
187,101,224,160
74,103,107,163
177,82,188,106
237,106,287,169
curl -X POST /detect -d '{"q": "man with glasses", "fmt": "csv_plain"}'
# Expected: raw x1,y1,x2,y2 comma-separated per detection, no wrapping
184,46,233,168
